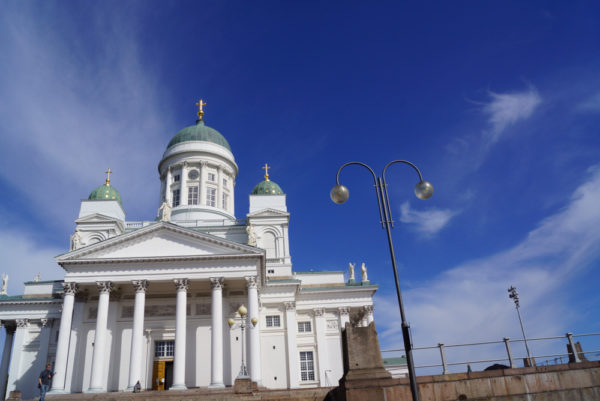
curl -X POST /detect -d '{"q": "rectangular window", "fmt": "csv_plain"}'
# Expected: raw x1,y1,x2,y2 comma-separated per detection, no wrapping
222,192,229,209
173,174,180,182
298,321,312,333
154,340,175,358
208,172,216,182
188,186,199,205
172,189,180,207
206,187,216,207
266,315,281,327
223,178,228,187
300,351,315,381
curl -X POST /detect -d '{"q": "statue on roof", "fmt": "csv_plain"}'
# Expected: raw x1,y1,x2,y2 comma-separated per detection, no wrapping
70,228,82,251
158,201,172,222
361,263,368,282
246,225,257,246
348,263,356,282
34,273,41,282
1,274,7,295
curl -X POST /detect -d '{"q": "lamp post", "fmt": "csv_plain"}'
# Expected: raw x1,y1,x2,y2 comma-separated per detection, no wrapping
228,305,258,379
507,286,532,366
330,160,433,401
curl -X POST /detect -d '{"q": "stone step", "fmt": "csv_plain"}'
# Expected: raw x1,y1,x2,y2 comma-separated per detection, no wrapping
38,387,333,401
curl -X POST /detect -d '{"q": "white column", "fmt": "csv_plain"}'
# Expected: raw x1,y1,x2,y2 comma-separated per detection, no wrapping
166,166,172,206
364,305,374,325
5,319,28,396
50,282,77,393
0,324,15,400
216,166,223,210
88,281,112,392
171,279,188,390
181,163,188,206
127,280,148,390
199,162,207,207
314,308,328,385
338,307,350,331
246,276,261,384
284,302,299,388
34,319,52,377
209,277,225,388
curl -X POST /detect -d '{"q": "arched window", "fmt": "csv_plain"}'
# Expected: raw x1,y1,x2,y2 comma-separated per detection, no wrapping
262,232,277,258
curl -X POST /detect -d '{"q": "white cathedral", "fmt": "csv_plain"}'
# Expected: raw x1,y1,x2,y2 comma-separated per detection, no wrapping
0,104,377,400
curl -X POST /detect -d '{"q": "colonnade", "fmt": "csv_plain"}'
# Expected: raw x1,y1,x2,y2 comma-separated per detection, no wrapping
49,276,261,394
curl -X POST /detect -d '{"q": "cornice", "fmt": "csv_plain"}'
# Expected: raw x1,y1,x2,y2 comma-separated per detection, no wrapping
59,253,263,266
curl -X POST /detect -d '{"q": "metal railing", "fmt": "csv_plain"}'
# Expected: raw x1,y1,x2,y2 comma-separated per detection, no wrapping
382,332,600,374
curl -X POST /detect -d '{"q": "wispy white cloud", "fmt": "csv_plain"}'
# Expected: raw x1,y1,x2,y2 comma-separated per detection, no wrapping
483,86,541,143
0,4,173,229
0,228,64,296
576,92,600,112
377,165,600,371
399,201,459,237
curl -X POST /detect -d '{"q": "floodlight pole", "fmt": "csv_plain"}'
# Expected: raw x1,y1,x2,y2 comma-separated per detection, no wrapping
508,286,532,365
331,160,434,401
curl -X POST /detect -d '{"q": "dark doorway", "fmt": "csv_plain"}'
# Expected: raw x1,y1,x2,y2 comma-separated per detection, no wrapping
165,361,174,390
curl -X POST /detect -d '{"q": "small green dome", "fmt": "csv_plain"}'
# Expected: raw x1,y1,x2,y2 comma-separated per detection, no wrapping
251,180,284,195
88,184,122,204
167,120,231,151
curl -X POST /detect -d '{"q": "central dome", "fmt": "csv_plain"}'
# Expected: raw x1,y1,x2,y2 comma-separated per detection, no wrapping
166,120,232,151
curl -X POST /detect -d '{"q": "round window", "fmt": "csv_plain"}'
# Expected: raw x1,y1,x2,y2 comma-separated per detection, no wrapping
188,170,199,180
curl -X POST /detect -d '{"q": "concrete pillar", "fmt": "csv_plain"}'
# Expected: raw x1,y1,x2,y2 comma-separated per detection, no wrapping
199,162,207,207
284,302,299,388
0,324,15,400
34,319,52,378
181,163,188,206
246,276,261,384
314,308,328,385
364,305,374,325
128,280,148,390
209,277,225,388
338,307,350,331
5,320,28,396
88,281,112,392
171,279,188,390
166,166,172,206
50,282,77,393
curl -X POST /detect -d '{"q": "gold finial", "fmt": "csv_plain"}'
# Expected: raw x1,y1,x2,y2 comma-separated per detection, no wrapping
262,163,271,181
196,99,207,120
105,168,113,186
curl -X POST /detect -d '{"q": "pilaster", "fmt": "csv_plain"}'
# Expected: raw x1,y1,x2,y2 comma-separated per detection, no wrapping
314,308,328,385
285,302,299,388
246,276,261,384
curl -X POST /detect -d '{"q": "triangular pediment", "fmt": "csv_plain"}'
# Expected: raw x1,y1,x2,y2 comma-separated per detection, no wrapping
58,222,262,262
247,208,290,217
75,213,121,224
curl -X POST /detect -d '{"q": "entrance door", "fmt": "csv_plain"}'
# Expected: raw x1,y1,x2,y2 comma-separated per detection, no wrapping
152,360,165,391
165,361,174,390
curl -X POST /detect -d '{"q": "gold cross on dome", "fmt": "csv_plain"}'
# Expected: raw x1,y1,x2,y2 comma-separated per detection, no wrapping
105,168,113,185
262,163,271,181
196,99,207,120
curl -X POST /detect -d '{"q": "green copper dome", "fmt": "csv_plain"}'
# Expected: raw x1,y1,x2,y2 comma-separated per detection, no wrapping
166,120,231,151
251,180,284,195
88,184,122,204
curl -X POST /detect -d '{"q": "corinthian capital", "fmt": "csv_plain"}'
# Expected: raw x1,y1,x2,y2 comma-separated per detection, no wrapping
132,280,149,293
96,281,113,294
210,277,224,290
314,308,325,317
284,301,296,311
363,305,374,314
174,278,189,291
245,276,258,289
63,282,78,296
338,307,350,316
16,319,29,328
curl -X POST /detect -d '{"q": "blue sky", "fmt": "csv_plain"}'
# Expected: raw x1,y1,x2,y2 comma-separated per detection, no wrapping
1,1,599,372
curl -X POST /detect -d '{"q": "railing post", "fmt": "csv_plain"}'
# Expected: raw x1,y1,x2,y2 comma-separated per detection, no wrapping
566,332,581,363
503,337,516,368
438,343,448,374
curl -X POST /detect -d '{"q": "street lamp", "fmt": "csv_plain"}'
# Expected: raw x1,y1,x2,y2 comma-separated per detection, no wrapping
228,305,257,379
507,286,532,366
330,160,433,401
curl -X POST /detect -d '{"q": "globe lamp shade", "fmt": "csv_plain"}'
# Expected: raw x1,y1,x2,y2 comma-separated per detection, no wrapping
330,184,349,204
227,318,235,327
414,180,434,200
238,305,248,316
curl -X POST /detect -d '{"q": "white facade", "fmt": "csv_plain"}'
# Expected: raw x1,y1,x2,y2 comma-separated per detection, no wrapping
0,116,377,400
